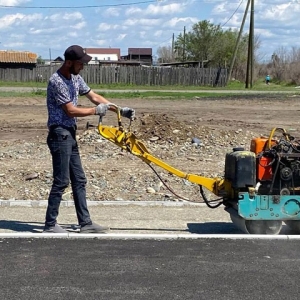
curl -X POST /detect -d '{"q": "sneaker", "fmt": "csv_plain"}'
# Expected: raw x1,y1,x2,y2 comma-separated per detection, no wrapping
80,222,109,233
43,224,68,233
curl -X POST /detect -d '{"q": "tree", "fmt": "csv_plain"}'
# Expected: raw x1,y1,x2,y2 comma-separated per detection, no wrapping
174,20,256,67
37,55,45,65
156,46,174,63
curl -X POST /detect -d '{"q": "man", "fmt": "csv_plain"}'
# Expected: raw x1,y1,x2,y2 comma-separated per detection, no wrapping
44,45,135,233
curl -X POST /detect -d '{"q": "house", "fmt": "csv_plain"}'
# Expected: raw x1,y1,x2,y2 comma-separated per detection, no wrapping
84,48,121,64
121,48,153,65
0,50,37,69
44,56,64,65
159,60,210,68
52,56,64,65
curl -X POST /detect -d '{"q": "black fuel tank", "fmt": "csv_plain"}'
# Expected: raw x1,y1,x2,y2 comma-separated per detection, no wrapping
225,149,256,188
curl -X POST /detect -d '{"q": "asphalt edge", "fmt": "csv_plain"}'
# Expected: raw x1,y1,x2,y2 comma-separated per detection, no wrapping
0,200,206,207
0,233,299,240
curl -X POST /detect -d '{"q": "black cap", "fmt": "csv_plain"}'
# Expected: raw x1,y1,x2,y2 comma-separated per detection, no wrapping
64,45,92,63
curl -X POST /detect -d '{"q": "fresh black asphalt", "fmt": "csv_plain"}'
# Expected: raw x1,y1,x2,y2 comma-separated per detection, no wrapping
0,238,299,300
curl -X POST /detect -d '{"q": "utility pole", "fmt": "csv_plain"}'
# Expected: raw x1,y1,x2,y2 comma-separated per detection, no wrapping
227,0,251,84
172,33,175,61
49,48,52,63
245,0,254,88
183,26,186,62
250,0,254,88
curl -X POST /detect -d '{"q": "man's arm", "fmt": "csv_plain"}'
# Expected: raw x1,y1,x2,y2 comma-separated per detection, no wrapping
85,90,135,120
85,90,117,113
85,90,110,105
62,90,114,117
62,102,96,117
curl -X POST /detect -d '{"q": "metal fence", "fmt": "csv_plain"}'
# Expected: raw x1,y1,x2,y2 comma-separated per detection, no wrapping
0,65,228,86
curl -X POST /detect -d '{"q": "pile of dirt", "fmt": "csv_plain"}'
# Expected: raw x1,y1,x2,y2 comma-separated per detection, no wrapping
135,113,195,142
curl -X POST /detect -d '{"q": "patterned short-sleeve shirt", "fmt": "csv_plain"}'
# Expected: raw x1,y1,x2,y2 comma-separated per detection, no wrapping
47,71,90,128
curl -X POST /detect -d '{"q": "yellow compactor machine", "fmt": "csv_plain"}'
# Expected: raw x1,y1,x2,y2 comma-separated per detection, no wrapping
97,105,300,235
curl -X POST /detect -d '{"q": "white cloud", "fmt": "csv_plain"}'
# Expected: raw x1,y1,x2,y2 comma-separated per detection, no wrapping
262,2,300,25
0,13,42,29
49,12,83,22
146,3,183,15
97,23,119,31
125,7,141,16
264,3,291,20
255,28,275,38
163,17,198,28
71,21,86,30
4,41,24,47
154,30,163,37
116,34,127,41
0,0,29,5
29,28,42,34
140,31,146,39
123,18,161,27
68,32,78,38
125,2,187,17
95,40,108,46
212,2,228,14
104,7,120,17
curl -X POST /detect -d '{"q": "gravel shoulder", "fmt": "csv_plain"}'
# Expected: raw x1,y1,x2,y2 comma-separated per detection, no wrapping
1,94,300,201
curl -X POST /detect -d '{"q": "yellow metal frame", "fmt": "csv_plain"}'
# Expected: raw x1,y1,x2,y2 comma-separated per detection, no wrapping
97,105,231,197
267,127,288,150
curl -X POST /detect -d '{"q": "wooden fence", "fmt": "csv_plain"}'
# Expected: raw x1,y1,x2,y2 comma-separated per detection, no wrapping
0,65,228,86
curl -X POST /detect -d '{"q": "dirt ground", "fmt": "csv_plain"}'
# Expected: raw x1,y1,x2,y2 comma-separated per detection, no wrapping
1,94,300,201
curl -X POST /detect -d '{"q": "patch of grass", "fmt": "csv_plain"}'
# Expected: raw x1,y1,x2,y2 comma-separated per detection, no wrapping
31,88,47,96
0,90,46,97
0,81,46,88
226,79,299,91
0,88,298,100
94,83,218,90
94,91,251,99
0,79,299,97
0,89,236,99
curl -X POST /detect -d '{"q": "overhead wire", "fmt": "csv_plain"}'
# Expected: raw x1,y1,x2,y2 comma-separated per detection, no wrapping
0,0,255,9
221,0,244,27
0,1,156,9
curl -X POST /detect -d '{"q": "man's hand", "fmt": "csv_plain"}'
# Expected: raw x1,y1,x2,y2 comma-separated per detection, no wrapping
120,107,135,119
95,103,110,116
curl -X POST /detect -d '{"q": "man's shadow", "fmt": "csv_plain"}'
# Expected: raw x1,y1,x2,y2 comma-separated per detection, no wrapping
111,222,244,234
187,222,243,234
0,220,44,233
2,221,239,234
0,220,292,235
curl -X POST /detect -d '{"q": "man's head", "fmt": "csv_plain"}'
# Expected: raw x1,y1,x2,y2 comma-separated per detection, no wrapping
64,45,92,75
64,45,92,63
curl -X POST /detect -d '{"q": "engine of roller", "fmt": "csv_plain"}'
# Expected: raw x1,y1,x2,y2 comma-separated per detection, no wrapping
256,134,300,196
223,128,300,234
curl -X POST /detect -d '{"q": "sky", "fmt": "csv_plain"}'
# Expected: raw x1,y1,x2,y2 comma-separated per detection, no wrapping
0,0,300,62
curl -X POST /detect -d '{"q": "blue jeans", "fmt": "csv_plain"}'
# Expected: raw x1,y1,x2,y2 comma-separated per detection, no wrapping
45,126,92,227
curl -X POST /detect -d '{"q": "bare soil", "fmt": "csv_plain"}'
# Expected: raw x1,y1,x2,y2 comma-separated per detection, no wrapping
1,94,300,201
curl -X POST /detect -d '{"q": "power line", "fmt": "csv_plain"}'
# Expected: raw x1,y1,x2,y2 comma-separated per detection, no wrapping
0,0,254,9
0,0,156,9
221,0,244,27
153,37,173,47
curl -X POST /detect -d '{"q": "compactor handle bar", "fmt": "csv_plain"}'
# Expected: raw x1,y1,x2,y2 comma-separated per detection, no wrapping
98,103,122,127
97,107,230,198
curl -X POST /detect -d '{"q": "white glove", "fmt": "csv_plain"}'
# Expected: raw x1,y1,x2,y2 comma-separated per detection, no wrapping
95,103,110,116
121,107,135,119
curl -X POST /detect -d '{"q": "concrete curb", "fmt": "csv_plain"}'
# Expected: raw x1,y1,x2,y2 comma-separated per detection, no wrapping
0,200,206,207
0,233,299,240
